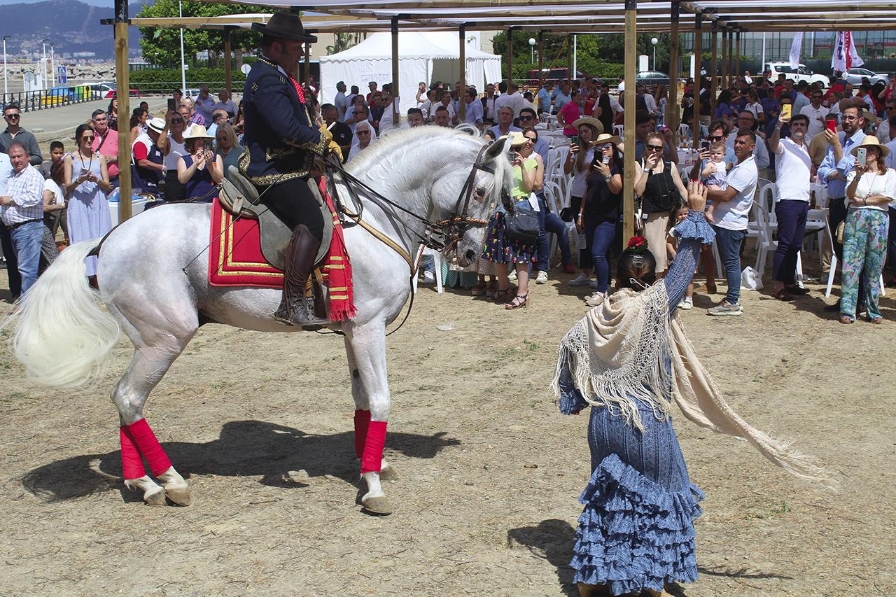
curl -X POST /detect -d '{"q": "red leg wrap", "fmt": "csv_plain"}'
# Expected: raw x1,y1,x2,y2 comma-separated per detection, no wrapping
360,420,387,474
120,426,145,480
127,418,172,477
354,409,371,459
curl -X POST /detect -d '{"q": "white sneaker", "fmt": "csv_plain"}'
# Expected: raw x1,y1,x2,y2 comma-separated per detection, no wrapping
535,270,548,284
569,273,591,286
508,269,518,282
584,291,606,307
421,270,435,284
678,297,693,310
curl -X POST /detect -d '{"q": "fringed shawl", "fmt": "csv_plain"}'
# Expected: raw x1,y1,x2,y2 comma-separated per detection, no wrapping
552,282,837,489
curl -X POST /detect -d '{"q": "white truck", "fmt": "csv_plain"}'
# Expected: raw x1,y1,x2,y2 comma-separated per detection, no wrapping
763,62,830,88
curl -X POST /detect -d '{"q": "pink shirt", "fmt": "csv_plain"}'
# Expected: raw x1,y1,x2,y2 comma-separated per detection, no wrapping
92,128,120,179
559,101,581,136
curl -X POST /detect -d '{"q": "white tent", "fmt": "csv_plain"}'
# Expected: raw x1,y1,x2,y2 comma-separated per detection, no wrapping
319,31,502,113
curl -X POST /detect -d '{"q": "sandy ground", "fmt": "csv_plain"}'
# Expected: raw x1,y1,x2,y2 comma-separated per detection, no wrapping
0,252,894,596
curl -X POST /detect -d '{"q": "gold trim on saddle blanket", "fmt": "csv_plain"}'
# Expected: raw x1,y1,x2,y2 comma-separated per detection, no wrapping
215,207,284,279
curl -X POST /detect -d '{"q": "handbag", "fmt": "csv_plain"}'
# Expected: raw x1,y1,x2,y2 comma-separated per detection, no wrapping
835,221,845,245
504,203,540,242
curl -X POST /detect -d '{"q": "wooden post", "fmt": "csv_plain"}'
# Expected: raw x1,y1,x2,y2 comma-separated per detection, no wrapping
736,30,741,78
459,25,466,121
223,27,232,97
668,1,681,138
691,12,702,139
622,0,637,245
720,27,729,93
709,21,718,121
729,29,736,85
537,30,544,72
506,28,514,84
114,0,131,221
391,17,400,126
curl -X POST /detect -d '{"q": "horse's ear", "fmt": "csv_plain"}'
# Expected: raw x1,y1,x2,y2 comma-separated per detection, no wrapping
484,137,508,161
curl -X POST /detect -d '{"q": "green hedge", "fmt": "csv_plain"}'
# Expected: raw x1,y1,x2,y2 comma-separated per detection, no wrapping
128,68,247,94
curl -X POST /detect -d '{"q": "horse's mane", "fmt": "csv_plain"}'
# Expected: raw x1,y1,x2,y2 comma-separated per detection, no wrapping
343,126,511,213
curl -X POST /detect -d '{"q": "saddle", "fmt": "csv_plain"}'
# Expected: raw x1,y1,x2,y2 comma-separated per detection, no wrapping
218,165,333,271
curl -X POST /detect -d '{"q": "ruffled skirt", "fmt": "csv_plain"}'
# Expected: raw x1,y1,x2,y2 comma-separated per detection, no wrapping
571,452,704,595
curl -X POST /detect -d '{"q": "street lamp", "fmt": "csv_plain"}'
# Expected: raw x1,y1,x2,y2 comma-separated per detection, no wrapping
3,36,10,97
651,37,659,71
41,38,50,90
529,37,536,64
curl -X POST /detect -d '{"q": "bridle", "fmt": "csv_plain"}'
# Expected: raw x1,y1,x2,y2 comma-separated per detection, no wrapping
324,142,498,266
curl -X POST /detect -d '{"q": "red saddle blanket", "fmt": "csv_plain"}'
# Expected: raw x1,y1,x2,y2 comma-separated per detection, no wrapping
209,198,284,289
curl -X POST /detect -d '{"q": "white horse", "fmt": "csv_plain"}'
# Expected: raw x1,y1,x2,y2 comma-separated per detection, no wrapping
7,127,512,515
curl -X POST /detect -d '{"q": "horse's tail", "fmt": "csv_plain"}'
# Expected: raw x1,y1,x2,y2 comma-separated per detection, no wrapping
2,239,120,387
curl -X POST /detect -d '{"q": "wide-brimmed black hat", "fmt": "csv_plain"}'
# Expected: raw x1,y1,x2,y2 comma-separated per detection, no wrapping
251,12,317,43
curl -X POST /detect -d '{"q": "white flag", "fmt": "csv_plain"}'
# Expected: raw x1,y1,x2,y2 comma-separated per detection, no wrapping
832,32,846,73
789,33,803,70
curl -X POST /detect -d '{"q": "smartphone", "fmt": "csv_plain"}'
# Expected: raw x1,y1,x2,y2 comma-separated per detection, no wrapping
167,98,176,112
700,140,710,151
508,150,519,163
825,119,837,133
571,135,580,147
602,155,611,165
79,168,90,177
780,104,792,121
856,147,867,164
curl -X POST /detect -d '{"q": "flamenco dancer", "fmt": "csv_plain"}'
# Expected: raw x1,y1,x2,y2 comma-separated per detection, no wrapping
552,181,833,597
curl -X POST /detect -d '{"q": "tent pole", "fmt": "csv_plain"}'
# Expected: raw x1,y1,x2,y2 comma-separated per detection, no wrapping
114,0,131,221
459,25,467,122
623,0,637,245
507,27,514,85
709,21,718,121
391,17,400,127
692,11,702,140
668,0,681,141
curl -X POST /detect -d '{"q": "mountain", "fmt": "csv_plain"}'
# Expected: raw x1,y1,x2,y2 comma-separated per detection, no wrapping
1,0,146,60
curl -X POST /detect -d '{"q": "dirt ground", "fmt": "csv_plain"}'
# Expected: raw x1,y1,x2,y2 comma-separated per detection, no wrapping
0,251,894,596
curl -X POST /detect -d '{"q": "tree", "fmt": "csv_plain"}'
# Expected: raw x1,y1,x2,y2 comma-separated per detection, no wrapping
326,32,356,56
136,1,268,68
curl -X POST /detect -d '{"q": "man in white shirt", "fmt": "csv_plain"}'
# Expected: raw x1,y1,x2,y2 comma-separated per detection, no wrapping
494,81,526,119
378,86,399,132
213,89,238,120
877,99,896,143
334,81,348,121
463,88,484,127
706,131,759,316
0,142,44,295
768,113,813,300
800,89,830,142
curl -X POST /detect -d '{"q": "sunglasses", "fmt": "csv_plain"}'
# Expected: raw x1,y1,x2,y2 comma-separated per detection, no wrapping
5,114,19,120
646,145,664,151
708,135,724,141
81,135,95,142
171,117,184,124
598,143,613,150
524,137,536,143
519,115,535,120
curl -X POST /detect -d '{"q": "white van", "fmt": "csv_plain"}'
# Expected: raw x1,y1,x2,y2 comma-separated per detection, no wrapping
763,62,830,88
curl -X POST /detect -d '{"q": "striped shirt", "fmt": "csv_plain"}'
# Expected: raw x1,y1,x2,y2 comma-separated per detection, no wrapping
1,164,44,225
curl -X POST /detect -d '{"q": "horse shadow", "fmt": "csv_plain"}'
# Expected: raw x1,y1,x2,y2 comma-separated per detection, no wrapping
20,420,461,502
507,518,578,595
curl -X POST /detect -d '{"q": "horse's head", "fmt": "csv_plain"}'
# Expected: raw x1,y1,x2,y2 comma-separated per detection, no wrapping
430,133,513,267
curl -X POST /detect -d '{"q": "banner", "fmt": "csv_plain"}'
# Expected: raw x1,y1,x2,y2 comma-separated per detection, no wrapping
832,31,864,73
789,33,803,70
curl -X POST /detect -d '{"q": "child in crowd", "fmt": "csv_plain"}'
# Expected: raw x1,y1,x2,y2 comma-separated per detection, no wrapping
667,204,695,309
699,140,728,223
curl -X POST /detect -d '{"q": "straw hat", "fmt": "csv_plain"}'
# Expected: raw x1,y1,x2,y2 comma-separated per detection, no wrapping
571,116,604,136
592,132,622,147
147,117,166,134
251,11,317,43
506,131,529,147
851,135,890,158
183,124,214,140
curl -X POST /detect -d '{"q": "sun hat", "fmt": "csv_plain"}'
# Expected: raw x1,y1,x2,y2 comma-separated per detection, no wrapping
147,117,166,134
851,135,890,158
506,131,530,147
183,124,214,140
571,116,605,136
251,12,317,44
592,132,622,147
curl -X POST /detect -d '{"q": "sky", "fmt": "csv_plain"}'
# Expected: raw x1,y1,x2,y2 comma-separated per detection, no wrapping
0,0,113,5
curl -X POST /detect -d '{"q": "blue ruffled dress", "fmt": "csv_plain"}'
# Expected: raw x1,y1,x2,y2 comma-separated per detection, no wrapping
558,211,715,596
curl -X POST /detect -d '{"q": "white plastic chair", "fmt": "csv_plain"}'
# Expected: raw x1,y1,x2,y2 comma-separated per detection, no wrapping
543,180,579,257
614,124,625,140
678,123,691,140
411,247,443,294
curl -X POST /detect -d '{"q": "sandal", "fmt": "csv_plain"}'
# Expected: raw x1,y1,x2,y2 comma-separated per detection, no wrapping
774,288,795,301
491,287,513,302
839,315,854,324
869,316,883,324
785,285,811,296
505,294,528,310
471,283,488,297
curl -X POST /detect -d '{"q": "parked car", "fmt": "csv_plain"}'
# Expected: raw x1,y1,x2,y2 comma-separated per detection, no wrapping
182,88,200,100
91,82,141,100
844,67,888,86
763,62,829,88
635,71,671,87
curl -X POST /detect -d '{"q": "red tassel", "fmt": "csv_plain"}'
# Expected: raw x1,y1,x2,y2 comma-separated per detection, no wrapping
126,418,172,477
120,426,145,480
354,409,371,458
319,176,356,320
360,421,387,474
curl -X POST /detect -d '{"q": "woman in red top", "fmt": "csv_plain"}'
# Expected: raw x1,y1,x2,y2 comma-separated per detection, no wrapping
559,89,584,137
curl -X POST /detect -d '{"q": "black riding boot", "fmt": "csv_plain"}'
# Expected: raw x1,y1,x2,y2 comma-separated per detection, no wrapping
274,224,330,329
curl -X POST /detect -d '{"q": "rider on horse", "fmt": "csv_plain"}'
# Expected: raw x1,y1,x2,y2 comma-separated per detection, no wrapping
241,12,335,329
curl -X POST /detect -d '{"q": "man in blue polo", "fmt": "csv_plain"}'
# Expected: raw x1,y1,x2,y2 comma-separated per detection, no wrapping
242,12,333,329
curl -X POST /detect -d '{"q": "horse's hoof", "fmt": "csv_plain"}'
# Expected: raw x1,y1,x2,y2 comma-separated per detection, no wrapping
144,487,166,506
361,495,392,516
165,487,191,506
379,465,399,481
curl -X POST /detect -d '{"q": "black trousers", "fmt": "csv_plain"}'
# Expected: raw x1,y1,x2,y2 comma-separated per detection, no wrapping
259,176,324,243
0,221,22,298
